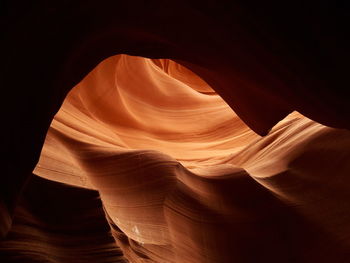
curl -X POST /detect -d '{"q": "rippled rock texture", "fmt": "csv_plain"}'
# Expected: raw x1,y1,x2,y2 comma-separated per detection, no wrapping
2,1,350,262
5,55,348,262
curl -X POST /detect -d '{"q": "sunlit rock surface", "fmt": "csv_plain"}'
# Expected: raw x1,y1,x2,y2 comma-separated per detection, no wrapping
2,2,350,262
26,55,350,262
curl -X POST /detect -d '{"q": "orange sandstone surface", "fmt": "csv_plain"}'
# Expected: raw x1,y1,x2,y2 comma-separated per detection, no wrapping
2,2,350,262
24,55,350,262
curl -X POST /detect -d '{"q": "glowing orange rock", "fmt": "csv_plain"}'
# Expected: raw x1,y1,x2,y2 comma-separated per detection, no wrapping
33,55,350,262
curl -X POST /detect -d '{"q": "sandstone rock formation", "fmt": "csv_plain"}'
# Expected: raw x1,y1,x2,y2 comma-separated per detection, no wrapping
1,1,350,262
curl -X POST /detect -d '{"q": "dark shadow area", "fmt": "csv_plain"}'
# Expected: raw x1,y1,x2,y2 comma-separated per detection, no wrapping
0,176,127,263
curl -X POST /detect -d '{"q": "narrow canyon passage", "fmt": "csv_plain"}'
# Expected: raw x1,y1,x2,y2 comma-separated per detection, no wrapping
20,55,350,262
2,2,350,262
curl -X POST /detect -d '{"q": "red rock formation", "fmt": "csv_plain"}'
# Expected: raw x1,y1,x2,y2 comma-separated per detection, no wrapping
1,1,350,262
31,55,350,262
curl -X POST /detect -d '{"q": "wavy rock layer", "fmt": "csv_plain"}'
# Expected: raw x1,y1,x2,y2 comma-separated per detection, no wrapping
26,55,350,262
3,2,350,248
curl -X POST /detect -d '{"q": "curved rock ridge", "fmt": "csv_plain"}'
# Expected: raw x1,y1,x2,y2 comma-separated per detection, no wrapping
33,55,350,262
34,55,260,188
